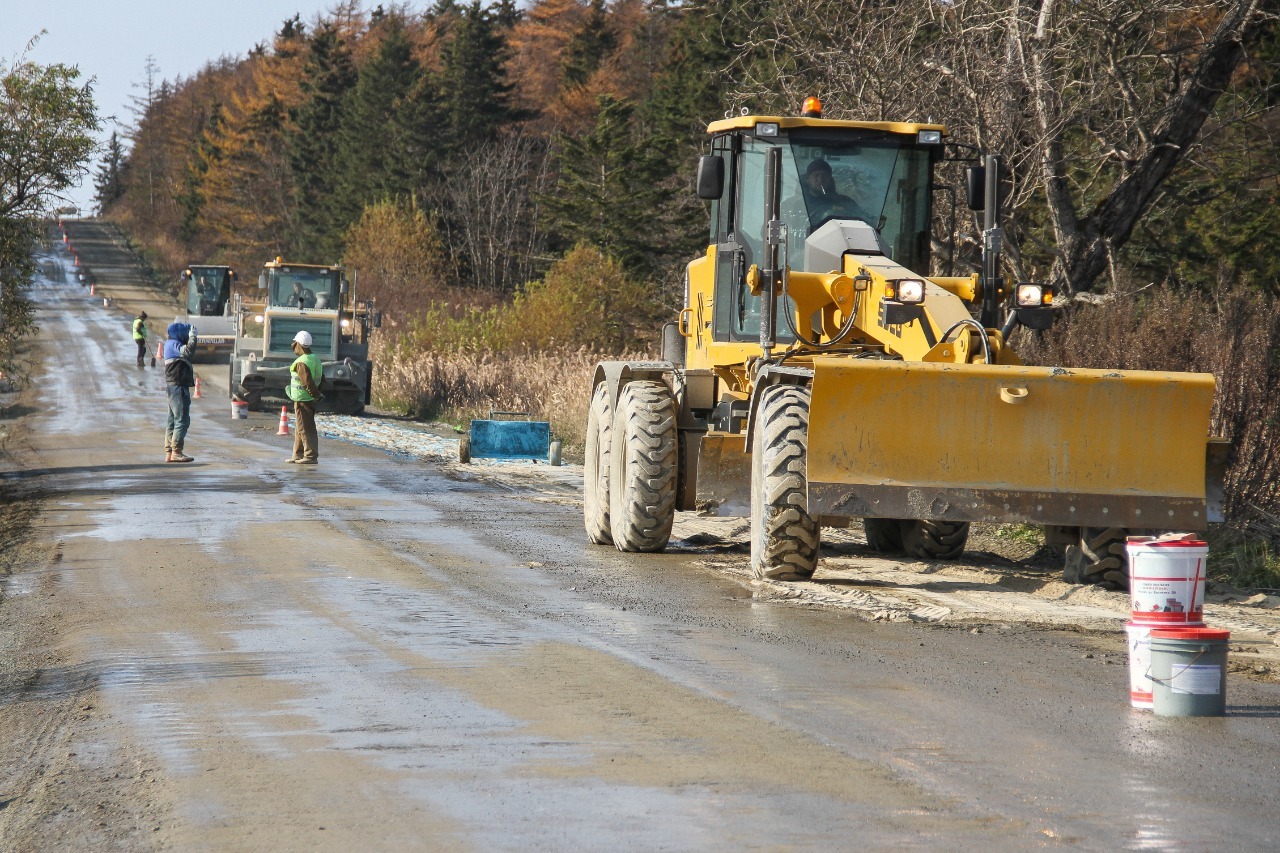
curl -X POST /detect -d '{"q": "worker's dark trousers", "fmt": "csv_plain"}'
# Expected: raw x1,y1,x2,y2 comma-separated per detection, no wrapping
293,400,319,462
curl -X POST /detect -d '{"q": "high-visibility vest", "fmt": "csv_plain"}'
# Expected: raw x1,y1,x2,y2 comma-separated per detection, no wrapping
288,353,323,402
132,318,147,341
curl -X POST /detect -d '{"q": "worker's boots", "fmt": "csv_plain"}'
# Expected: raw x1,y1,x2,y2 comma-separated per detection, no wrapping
168,445,194,463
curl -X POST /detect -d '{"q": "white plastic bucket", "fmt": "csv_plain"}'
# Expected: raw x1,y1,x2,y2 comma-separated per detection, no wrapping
1126,537,1208,626
1125,622,1153,709
231,400,248,419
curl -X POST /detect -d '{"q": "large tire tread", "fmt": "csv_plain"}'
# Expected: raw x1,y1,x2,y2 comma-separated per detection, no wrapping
863,518,906,553
751,385,819,581
1063,526,1128,589
609,381,677,552
902,519,970,561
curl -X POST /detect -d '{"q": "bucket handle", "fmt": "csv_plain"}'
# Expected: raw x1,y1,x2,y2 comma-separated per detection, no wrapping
1145,645,1213,686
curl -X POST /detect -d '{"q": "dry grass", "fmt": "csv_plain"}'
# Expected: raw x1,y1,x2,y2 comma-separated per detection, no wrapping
371,340,640,457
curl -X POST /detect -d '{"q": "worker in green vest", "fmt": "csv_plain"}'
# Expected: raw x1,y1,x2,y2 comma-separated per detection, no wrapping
132,311,148,366
286,330,322,464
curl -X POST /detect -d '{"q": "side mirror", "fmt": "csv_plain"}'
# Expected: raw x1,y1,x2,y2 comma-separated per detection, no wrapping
965,166,985,211
696,155,724,200
373,311,382,329
257,272,267,290
966,161,1012,212
341,279,349,295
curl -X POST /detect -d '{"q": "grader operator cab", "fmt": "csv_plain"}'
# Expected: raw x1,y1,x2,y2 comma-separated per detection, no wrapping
229,258,379,415
585,100,1226,589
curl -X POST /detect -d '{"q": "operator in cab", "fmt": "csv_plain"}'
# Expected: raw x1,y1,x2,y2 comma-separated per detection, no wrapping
794,159,873,232
287,281,315,309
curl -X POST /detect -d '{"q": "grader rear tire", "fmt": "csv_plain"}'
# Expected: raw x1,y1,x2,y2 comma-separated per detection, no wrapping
902,519,970,561
863,518,905,553
608,380,677,552
1063,526,1128,589
583,382,613,545
751,385,820,581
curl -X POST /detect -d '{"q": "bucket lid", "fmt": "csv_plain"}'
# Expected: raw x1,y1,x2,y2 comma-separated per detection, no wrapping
1150,626,1229,640
1125,538,1207,549
1126,533,1206,547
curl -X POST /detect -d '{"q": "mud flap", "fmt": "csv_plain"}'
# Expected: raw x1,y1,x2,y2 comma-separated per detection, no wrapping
805,358,1216,530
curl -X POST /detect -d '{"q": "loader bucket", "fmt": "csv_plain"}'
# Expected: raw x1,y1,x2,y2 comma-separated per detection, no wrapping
805,358,1216,530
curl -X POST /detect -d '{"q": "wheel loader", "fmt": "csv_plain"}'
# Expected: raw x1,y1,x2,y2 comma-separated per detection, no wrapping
230,258,380,415
584,100,1227,589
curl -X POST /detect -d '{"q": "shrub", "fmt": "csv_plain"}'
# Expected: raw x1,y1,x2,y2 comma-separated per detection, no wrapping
341,199,451,327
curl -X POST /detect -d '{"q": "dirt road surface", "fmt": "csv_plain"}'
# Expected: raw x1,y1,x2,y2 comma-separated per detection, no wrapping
2,227,1279,850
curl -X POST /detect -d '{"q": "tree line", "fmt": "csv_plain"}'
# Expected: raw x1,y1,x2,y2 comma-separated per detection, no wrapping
94,0,1277,311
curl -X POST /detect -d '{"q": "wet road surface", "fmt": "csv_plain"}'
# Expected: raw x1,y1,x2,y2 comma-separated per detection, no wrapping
3,241,1280,850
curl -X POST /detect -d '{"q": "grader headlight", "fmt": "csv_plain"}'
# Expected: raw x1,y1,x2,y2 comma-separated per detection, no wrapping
1015,283,1051,307
895,279,926,304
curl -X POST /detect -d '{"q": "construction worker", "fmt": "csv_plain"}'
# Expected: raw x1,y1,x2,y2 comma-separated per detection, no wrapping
286,330,321,464
163,322,198,463
132,311,148,366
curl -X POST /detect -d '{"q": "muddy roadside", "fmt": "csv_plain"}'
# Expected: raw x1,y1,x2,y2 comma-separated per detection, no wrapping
1,368,169,849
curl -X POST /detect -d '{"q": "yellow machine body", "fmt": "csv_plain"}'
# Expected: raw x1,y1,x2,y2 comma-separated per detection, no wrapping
805,358,1215,529
675,114,1218,532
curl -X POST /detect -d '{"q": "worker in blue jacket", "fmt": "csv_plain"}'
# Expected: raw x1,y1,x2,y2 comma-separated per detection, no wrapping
164,322,198,463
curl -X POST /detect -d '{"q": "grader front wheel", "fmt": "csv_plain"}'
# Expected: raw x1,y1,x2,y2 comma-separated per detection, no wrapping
583,382,613,545
608,380,677,552
751,385,820,581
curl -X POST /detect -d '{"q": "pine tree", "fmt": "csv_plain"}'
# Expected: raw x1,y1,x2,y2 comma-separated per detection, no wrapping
289,21,358,261
177,102,224,243
335,12,422,218
93,131,128,212
542,94,671,277
440,1,520,152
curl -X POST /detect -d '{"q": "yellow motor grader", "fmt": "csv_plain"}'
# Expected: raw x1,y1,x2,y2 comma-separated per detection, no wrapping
584,100,1226,588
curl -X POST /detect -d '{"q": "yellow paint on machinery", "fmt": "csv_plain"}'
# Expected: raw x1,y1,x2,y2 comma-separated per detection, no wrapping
807,358,1216,528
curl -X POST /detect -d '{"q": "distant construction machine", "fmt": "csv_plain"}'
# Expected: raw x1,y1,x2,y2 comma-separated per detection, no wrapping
584,99,1226,589
229,258,379,415
177,264,237,357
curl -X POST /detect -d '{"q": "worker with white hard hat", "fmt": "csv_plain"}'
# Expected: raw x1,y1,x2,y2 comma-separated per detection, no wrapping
286,329,322,464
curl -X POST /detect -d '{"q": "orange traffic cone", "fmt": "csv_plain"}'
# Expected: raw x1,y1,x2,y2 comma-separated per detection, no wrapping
277,406,291,435
193,375,203,398
89,281,95,295
153,340,162,368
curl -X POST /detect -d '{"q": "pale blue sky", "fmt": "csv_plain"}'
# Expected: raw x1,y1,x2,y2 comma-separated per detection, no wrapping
3,1,370,213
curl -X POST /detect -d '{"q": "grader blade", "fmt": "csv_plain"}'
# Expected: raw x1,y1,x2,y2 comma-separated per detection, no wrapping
805,358,1217,530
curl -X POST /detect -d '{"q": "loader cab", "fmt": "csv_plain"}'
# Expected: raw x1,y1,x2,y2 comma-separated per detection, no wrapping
263,264,343,312
702,117,941,344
